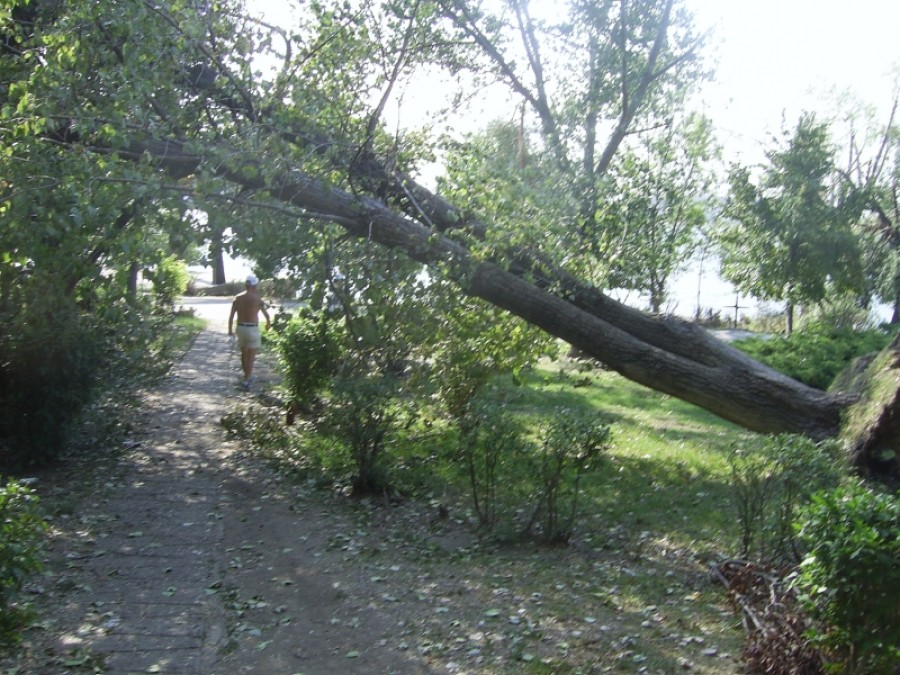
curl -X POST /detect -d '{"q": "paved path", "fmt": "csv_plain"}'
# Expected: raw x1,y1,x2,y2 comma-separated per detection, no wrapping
46,328,267,673
34,315,438,675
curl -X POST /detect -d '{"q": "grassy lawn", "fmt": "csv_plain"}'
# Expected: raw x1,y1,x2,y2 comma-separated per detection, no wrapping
168,312,207,353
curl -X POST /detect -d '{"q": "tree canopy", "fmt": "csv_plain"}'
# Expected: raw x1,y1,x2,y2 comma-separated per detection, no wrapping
2,0,888,444
717,113,863,333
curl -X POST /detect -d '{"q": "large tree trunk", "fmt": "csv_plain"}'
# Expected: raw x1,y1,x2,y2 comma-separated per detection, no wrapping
211,236,227,286
117,137,850,440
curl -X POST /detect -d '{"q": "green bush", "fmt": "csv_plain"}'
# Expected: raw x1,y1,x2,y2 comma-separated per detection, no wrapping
734,326,894,390
524,408,612,544
145,255,190,309
455,403,532,531
727,434,844,565
793,483,900,673
0,301,102,468
319,373,413,495
0,477,48,644
274,310,344,410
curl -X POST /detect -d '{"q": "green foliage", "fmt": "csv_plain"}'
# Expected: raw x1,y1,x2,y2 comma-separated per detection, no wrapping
726,434,845,565
273,310,345,410
798,291,880,332
451,401,612,545
428,279,557,419
716,113,864,329
0,477,47,644
0,299,102,468
793,483,900,673
598,112,719,311
438,120,576,256
454,403,532,531
734,325,894,390
524,409,612,544
144,255,190,309
320,372,414,496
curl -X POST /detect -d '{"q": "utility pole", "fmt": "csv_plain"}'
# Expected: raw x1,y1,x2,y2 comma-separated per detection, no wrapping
725,294,749,328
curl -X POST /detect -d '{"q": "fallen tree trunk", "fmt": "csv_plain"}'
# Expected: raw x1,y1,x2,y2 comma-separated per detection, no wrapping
118,136,849,439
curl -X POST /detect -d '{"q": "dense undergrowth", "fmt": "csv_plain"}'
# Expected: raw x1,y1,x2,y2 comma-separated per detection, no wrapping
733,323,898,390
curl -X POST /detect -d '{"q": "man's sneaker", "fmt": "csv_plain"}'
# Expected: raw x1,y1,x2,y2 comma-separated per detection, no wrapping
241,379,251,390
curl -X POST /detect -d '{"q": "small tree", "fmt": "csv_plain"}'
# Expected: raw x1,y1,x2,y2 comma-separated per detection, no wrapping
599,112,719,312
717,113,863,334
455,403,531,531
321,370,413,495
726,434,844,564
274,309,345,412
524,408,612,544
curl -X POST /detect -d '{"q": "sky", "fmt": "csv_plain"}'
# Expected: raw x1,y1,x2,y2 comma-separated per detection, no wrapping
238,0,899,320
683,0,899,163
245,1,900,168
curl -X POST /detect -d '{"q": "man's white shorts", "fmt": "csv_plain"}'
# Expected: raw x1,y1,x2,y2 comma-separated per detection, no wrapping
235,324,261,349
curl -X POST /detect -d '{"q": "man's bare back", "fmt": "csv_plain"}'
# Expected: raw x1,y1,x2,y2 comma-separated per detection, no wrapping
231,289,266,324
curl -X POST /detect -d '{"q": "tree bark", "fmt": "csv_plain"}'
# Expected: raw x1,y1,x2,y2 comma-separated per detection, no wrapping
127,261,139,298
117,136,850,439
210,229,227,286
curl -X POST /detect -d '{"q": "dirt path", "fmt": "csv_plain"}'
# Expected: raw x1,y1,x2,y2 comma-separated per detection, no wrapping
4,326,443,674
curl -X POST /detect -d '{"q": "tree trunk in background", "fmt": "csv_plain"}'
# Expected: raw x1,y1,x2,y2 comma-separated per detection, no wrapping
127,261,139,299
892,286,899,325
210,230,226,285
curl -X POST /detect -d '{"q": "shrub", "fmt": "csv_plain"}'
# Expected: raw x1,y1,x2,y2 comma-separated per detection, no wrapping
0,301,102,468
273,310,344,411
319,373,413,496
734,326,894,390
0,477,48,644
792,483,900,673
524,408,612,544
455,403,532,530
727,434,844,565
145,255,190,309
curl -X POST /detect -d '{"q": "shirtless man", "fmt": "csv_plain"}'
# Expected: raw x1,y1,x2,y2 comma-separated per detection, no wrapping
228,275,271,389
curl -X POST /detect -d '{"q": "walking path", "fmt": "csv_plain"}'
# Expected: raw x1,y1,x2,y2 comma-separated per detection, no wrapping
43,329,251,673
3,305,749,674
12,320,441,674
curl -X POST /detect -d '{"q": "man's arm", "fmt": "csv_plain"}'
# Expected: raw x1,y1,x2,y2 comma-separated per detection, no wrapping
228,300,237,335
260,302,271,330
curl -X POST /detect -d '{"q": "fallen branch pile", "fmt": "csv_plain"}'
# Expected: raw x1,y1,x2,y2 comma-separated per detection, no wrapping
712,559,824,674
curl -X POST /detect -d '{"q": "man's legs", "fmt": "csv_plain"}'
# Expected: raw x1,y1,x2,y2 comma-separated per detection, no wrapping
240,348,248,379
242,348,258,381
236,325,261,388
